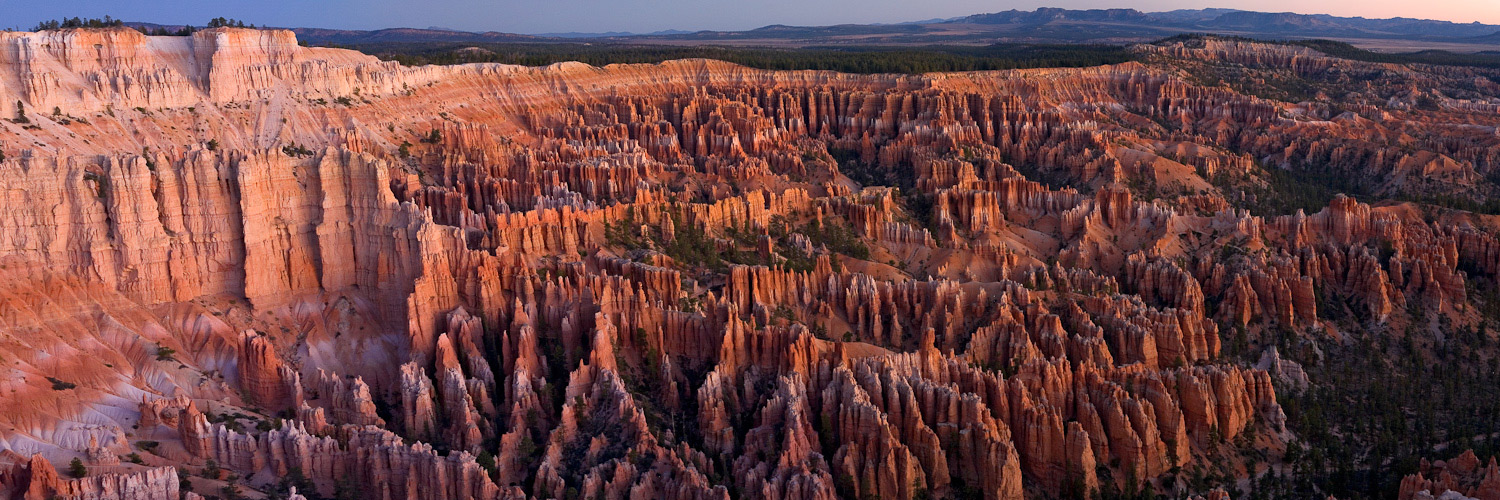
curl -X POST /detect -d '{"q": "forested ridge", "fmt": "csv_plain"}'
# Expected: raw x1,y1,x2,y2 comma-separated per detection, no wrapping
349,42,1137,73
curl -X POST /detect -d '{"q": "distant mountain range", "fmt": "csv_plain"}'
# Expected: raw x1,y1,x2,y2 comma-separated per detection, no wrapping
128,8,1500,50
629,8,1500,47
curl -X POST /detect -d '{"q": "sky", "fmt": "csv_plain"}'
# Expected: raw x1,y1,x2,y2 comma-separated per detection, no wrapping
1,0,1498,34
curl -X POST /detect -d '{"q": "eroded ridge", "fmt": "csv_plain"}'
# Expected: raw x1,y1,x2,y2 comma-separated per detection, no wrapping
2,27,1500,500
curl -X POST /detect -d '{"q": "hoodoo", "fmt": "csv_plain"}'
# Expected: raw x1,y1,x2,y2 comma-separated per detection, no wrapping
0,22,1498,500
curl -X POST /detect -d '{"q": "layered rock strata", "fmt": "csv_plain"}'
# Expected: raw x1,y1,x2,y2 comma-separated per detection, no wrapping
1,27,1498,499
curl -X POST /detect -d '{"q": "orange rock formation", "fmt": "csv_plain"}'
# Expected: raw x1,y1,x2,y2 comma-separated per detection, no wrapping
1,27,1498,499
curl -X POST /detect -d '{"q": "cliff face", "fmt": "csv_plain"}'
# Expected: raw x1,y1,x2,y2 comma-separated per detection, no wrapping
1399,450,1500,500
0,28,1497,499
0,27,443,116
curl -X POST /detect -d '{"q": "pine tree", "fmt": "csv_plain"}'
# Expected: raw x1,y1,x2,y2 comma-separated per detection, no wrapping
68,457,87,478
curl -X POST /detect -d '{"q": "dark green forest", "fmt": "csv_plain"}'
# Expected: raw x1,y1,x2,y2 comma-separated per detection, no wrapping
32,16,124,31
345,42,1137,73
346,35,1500,75
27,16,255,36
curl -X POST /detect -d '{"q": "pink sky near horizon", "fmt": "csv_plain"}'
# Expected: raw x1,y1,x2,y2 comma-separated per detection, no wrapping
2,0,1497,34
1123,0,1500,25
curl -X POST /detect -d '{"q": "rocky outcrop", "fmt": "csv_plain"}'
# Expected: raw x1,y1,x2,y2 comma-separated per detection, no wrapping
307,370,385,427
238,332,295,410
176,419,502,499
1400,451,1500,500
0,454,179,500
6,26,1499,500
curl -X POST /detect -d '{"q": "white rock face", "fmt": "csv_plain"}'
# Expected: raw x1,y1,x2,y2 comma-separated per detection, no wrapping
0,27,446,116
1256,346,1309,390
